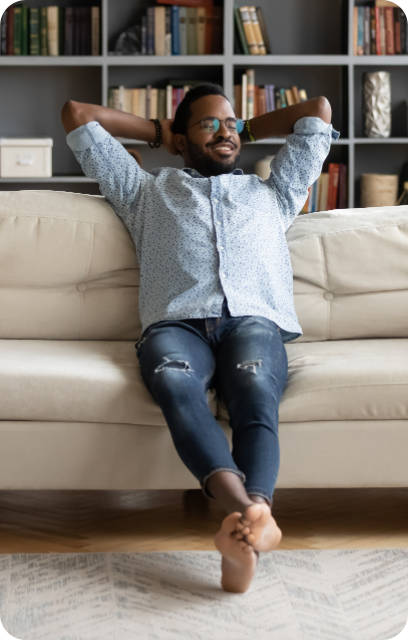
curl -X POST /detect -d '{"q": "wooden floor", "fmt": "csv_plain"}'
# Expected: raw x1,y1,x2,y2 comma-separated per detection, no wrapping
0,488,407,553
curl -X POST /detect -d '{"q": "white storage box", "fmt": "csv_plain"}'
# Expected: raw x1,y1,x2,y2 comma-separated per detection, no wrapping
0,138,53,178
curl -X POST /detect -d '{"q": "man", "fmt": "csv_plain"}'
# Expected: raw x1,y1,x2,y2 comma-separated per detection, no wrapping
61,83,338,593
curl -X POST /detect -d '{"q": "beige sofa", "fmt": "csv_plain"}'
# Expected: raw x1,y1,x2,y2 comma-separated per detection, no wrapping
0,189,407,490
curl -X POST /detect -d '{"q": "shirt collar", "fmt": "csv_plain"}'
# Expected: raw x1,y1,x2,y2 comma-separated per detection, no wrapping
182,167,244,178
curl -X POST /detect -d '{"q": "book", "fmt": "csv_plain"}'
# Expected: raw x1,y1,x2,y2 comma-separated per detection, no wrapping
139,88,146,118
375,0,398,6
285,88,295,106
47,6,58,56
204,3,213,55
187,7,197,54
258,87,266,115
147,7,154,55
154,6,166,56
318,173,330,211
150,88,158,119
385,6,395,53
166,84,172,118
91,7,100,55
280,88,287,108
394,7,402,53
1,10,7,55
253,86,259,116
274,87,281,110
357,7,364,55
364,6,370,55
267,85,275,111
141,15,147,54
400,8,407,53
370,7,377,54
291,86,301,103
64,7,74,55
59,6,65,55
29,8,40,55
375,6,382,54
179,7,187,55
241,73,247,119
172,5,180,54
234,6,249,55
246,69,255,119
234,85,242,118
353,6,358,55
256,7,270,54
171,87,178,117
13,6,21,55
6,8,14,55
239,6,259,54
299,89,308,101
327,163,340,210
165,6,172,55
248,6,266,54
211,5,222,54
21,5,28,55
158,89,166,120
40,7,47,55
380,7,386,54
197,6,206,55
337,164,347,209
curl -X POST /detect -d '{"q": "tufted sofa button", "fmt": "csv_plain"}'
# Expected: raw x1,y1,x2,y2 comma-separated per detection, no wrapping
324,291,334,301
77,283,87,292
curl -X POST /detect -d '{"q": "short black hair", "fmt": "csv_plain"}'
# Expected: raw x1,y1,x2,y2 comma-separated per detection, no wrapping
171,83,229,135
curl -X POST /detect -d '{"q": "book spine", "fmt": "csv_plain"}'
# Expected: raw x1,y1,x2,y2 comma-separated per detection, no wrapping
139,89,146,119
40,7,48,55
274,87,281,110
234,85,242,119
385,7,395,54
204,4,212,56
370,7,377,54
147,7,154,55
64,7,74,55
246,69,255,119
146,84,151,119
353,6,358,55
165,6,172,55
357,7,364,55
0,10,7,55
73,8,80,55
380,7,386,54
150,88,158,119
248,6,266,55
47,7,58,56
269,85,275,111
264,84,270,112
29,8,40,55
172,87,177,118
375,7,382,55
171,6,180,55
239,6,259,54
253,85,259,117
364,7,370,55
21,5,28,55
197,7,205,55
7,8,14,55
280,88,287,108
179,7,187,55
400,9,407,54
258,87,266,115
91,7,100,55
234,7,248,55
211,6,222,54
141,16,147,55
158,89,166,121
256,7,270,54
59,6,65,55
154,7,165,56
187,7,197,55
13,7,21,55
241,73,247,120
327,163,340,210
166,85,172,119
394,7,401,54
285,88,294,106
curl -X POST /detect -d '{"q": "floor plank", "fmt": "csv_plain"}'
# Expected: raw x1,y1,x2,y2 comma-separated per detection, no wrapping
0,489,406,553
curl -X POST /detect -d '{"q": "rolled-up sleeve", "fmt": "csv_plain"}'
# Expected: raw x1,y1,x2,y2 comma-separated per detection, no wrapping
66,121,150,226
266,116,340,231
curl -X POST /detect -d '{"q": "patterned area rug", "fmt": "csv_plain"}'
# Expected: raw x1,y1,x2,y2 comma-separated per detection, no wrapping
0,550,407,640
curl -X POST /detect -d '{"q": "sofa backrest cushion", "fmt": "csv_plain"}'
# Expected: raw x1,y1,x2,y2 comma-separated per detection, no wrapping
0,190,140,340
287,206,408,341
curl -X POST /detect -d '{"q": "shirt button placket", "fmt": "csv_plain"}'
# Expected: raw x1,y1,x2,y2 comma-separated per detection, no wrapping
212,185,227,284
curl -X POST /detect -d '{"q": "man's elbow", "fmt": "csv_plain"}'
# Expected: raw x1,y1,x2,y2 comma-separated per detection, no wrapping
313,96,332,125
61,100,84,135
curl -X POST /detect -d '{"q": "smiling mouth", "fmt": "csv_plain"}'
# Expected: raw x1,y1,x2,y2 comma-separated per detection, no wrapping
210,145,235,152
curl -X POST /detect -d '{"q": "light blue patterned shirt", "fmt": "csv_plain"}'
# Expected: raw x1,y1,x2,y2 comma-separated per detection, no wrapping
66,116,339,341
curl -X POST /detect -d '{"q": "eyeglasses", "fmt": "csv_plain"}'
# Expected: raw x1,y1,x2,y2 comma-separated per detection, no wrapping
188,117,245,135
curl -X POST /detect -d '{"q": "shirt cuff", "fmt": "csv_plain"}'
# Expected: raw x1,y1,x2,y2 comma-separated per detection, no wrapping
293,116,340,141
66,121,111,152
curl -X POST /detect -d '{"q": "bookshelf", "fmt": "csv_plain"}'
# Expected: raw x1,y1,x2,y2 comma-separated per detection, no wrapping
1,0,408,207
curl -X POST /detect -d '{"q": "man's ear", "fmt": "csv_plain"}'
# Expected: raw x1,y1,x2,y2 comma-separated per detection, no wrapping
173,133,186,155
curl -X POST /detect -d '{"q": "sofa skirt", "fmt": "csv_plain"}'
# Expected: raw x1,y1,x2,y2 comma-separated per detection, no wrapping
0,420,407,490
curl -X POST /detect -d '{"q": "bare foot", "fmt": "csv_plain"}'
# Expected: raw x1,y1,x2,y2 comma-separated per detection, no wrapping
235,503,282,553
214,512,259,593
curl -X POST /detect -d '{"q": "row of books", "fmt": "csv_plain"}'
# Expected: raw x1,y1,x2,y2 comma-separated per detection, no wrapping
0,5,100,56
108,82,200,120
302,164,348,213
118,4,223,56
234,70,308,120
353,0,407,55
234,5,271,55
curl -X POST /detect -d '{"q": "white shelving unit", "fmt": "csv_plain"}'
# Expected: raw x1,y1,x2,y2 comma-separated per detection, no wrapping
1,0,408,206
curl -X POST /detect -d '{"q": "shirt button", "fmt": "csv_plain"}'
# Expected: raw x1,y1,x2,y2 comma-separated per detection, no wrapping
214,199,219,203
219,246,224,250
221,273,226,278
216,221,221,225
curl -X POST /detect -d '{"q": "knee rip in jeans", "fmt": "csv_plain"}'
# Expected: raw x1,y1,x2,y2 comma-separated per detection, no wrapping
237,359,262,374
154,356,195,378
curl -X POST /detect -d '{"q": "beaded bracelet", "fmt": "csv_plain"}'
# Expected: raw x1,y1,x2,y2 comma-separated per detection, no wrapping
245,119,256,142
148,119,162,149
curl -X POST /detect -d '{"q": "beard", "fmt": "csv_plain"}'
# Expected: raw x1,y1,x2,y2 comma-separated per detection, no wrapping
185,138,241,177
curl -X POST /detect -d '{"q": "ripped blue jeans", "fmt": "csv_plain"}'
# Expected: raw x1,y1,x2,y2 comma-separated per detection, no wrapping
136,297,288,506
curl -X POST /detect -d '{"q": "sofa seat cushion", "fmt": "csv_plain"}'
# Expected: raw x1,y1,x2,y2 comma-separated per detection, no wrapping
0,340,217,425
217,338,408,422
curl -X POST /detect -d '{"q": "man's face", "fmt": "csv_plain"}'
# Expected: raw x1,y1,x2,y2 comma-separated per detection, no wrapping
174,95,242,177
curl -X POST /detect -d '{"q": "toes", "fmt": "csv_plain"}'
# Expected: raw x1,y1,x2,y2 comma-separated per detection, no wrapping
246,533,256,544
222,512,244,535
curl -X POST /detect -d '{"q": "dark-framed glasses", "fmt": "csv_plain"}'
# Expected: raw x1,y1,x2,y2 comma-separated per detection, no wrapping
189,117,245,134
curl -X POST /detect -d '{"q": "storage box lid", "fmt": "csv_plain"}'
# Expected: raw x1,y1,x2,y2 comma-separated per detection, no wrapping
0,138,53,147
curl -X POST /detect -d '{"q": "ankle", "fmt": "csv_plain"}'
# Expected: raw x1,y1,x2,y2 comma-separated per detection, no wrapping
248,495,270,507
